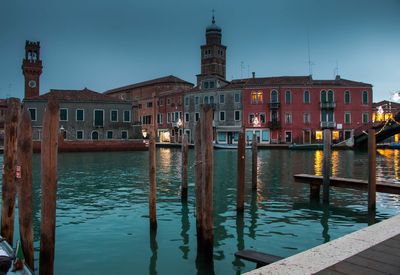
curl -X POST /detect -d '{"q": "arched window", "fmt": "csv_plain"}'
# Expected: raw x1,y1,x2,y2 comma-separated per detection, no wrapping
362,91,368,104
91,131,99,140
271,90,278,103
344,91,351,104
257,91,263,103
285,90,291,104
304,90,310,103
327,90,334,102
321,90,327,103
210,96,214,104
204,96,209,104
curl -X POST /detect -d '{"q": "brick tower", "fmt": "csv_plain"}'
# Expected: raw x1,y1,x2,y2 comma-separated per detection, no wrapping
197,14,227,85
22,41,42,99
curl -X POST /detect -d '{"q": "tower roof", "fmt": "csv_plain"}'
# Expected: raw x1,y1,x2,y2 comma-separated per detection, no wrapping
206,14,221,33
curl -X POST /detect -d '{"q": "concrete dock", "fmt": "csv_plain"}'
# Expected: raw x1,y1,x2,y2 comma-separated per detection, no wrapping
244,214,400,275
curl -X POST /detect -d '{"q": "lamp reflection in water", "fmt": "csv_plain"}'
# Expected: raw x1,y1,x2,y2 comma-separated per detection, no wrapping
331,151,339,177
314,150,323,176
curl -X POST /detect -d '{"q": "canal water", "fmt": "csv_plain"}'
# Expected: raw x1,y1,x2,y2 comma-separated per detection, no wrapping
1,149,400,274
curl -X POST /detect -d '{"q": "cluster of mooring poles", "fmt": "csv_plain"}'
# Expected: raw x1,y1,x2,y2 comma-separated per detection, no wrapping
1,97,60,275
147,104,260,267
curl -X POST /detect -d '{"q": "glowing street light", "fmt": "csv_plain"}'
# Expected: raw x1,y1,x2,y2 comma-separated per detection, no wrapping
252,116,260,127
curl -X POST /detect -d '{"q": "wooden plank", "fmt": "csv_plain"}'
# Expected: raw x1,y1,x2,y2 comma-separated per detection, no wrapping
181,133,188,201
252,133,257,190
319,261,387,275
368,129,376,209
346,254,400,274
234,249,283,267
1,98,20,244
237,132,245,212
39,98,59,275
293,174,400,195
16,110,34,270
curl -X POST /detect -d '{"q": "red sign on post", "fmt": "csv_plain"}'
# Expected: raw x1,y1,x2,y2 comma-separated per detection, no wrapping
16,165,21,179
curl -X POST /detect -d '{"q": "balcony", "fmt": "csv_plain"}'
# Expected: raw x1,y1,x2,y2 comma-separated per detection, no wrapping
268,120,281,129
320,101,336,109
268,102,280,109
320,121,336,129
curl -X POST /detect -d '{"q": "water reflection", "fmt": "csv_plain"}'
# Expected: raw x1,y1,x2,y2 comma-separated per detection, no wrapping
249,192,258,240
331,151,339,177
314,150,323,176
179,202,190,259
232,212,245,275
149,228,158,275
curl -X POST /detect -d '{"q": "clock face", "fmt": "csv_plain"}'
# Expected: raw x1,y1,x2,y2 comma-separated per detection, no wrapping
28,80,37,88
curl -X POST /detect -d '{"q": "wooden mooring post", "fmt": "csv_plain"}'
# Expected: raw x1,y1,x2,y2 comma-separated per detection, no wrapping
195,106,214,258
149,93,157,230
1,98,20,245
368,129,376,210
181,133,188,201
322,129,331,203
237,132,246,212
252,133,258,190
39,98,59,275
16,110,34,270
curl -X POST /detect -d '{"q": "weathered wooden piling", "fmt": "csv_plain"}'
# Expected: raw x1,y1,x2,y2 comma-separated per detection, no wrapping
368,129,376,210
149,93,157,229
201,106,214,255
181,133,188,201
252,133,258,190
39,98,59,275
195,122,203,239
16,110,34,270
322,129,331,203
1,98,20,245
237,132,246,212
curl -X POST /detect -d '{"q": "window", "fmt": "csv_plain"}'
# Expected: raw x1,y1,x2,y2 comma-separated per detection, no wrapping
328,90,334,102
304,113,311,124
209,81,215,89
142,115,151,125
304,91,310,103
219,94,225,104
249,113,255,124
285,113,292,124
285,90,291,104
123,110,131,122
167,113,171,123
121,131,128,139
110,110,118,122
321,90,327,102
219,111,225,121
94,110,104,127
204,81,209,89
362,91,369,105
107,131,113,139
167,98,171,105
251,91,263,104
28,108,36,121
234,93,241,103
185,97,189,106
147,101,153,108
91,131,99,140
76,109,84,121
195,96,199,105
195,112,200,122
60,108,68,121
362,113,369,123
259,113,266,123
257,92,263,104
285,131,292,143
344,91,351,104
270,90,278,103
332,131,340,140
316,131,323,140
204,96,209,104
217,132,226,142
344,112,351,124
76,130,84,140
210,96,214,104
159,99,164,106
185,112,190,122
234,110,241,121
157,114,163,124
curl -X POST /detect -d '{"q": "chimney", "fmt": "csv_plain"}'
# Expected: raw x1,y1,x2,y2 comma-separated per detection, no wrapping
252,72,255,79
335,75,341,81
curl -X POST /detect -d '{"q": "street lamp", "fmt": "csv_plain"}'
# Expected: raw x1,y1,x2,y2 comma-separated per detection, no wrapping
142,129,148,139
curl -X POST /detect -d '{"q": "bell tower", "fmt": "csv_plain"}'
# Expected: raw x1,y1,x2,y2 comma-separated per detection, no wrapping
22,41,42,99
196,14,227,86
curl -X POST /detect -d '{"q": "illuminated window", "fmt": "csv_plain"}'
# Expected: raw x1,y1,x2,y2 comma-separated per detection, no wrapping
251,92,257,104
257,92,263,103
315,131,323,140
332,131,340,140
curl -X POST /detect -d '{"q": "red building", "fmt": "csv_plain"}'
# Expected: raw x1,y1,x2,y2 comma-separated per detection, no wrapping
242,75,373,144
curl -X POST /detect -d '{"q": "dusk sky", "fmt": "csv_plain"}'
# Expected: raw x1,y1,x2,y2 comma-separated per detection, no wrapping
1,0,399,102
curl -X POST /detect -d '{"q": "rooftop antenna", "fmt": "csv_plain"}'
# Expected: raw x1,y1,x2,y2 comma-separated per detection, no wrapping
212,8,215,23
240,61,245,78
334,60,339,78
307,32,314,76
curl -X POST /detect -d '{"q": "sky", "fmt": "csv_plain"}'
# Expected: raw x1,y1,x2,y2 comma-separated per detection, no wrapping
1,0,399,102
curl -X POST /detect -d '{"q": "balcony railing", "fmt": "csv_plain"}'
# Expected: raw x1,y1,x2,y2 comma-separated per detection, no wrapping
268,102,280,109
320,121,336,129
320,101,336,109
268,120,281,129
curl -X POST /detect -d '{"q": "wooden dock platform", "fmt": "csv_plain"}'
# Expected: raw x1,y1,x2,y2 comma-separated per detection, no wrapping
244,214,400,275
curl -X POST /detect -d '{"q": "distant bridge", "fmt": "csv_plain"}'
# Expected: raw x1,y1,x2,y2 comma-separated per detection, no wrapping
353,111,400,148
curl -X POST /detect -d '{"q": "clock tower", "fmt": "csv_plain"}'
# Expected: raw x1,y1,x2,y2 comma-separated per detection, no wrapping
22,41,42,99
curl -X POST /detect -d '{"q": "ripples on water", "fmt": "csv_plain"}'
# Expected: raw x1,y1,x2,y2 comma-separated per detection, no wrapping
1,149,399,274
